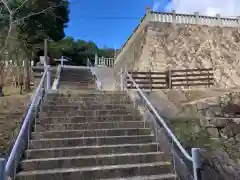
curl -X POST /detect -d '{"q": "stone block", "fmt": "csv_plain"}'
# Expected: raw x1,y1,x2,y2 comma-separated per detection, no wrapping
236,133,240,142
209,118,233,128
221,123,240,138
207,127,219,138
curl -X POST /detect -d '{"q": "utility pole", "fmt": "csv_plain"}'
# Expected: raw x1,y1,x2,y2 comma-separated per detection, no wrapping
44,39,51,90
44,39,48,67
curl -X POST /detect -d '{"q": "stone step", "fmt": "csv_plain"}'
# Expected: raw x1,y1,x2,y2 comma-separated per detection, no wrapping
60,77,93,80
60,73,93,77
29,135,155,149
59,81,95,85
59,82,96,86
41,104,134,111
46,94,130,100
21,152,165,171
40,109,138,117
102,174,177,180
38,115,141,124
60,77,94,81
26,143,159,159
59,79,95,82
32,128,152,139
44,99,132,106
16,162,173,180
59,85,97,91
35,121,147,132
45,97,131,104
60,77,94,80
59,82,96,87
46,91,128,98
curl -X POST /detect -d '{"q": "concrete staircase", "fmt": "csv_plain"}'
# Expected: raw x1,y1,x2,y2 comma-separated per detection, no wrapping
15,68,177,180
59,67,96,90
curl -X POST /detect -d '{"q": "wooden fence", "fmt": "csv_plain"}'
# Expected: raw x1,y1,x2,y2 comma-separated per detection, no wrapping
127,68,214,90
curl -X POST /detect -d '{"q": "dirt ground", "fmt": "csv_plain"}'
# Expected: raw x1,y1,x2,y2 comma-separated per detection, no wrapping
0,86,32,157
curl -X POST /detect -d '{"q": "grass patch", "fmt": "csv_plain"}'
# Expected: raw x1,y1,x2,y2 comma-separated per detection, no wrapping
170,117,220,149
0,86,32,156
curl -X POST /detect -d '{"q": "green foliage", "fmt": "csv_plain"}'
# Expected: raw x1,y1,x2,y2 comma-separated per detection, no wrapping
49,37,117,65
0,0,69,93
170,118,219,149
1,0,116,66
0,0,69,56
15,0,69,50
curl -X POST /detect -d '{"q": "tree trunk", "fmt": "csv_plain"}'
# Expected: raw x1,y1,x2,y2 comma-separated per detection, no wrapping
0,62,4,97
24,58,31,92
0,86,4,97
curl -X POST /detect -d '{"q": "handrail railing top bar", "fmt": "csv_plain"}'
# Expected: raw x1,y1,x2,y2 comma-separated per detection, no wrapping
62,56,72,61
5,69,47,172
52,64,62,90
125,72,193,161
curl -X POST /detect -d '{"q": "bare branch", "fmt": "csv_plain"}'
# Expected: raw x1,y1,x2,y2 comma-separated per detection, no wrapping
1,0,12,14
13,0,28,14
12,5,63,24
0,0,13,57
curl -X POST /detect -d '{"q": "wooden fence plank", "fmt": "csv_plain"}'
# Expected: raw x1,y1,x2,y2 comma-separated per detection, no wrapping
127,68,214,90
172,82,214,86
171,73,214,78
171,68,213,73
171,77,214,82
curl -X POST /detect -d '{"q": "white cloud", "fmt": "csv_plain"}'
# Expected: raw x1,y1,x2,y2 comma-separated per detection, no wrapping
166,0,240,17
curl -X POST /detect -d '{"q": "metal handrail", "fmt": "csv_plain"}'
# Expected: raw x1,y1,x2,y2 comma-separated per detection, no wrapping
126,72,192,160
87,59,102,90
124,70,201,180
62,56,72,61
4,68,48,179
52,64,62,90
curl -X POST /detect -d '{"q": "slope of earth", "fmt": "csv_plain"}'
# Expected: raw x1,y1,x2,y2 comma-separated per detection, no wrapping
128,88,240,179
162,88,240,179
163,89,234,108
0,86,31,157
133,22,240,88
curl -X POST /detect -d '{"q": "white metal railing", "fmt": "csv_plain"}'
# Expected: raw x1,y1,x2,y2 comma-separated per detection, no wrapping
1,67,50,180
87,59,102,90
95,57,115,68
150,12,240,27
118,68,201,180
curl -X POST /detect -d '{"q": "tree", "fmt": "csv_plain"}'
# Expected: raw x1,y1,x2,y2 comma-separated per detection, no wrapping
0,0,69,96
49,37,117,66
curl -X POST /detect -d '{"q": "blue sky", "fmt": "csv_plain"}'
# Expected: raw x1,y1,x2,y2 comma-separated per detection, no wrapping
65,0,171,49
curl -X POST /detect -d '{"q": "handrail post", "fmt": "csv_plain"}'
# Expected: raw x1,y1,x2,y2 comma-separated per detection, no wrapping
0,158,6,180
46,65,51,90
192,148,201,180
120,68,124,91
61,56,64,66
95,53,98,66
